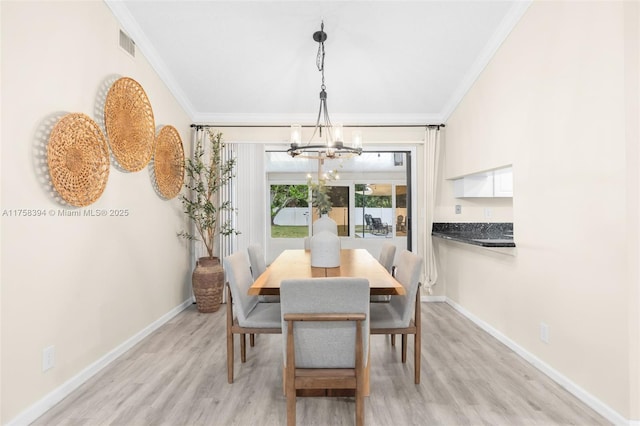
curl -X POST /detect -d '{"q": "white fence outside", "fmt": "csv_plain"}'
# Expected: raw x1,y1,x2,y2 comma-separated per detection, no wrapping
273,207,397,227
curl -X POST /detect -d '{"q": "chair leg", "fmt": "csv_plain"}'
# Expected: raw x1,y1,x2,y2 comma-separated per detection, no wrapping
286,320,296,426
287,391,296,426
401,334,407,363
226,284,234,384
415,331,421,384
414,287,422,384
227,331,234,384
250,334,255,347
391,334,395,346
356,376,364,426
240,334,247,362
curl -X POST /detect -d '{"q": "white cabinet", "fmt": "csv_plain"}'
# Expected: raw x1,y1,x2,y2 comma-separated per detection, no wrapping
452,166,513,198
453,172,494,197
493,167,513,197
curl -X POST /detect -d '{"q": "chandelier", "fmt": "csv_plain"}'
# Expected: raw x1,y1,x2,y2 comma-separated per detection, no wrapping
287,21,363,160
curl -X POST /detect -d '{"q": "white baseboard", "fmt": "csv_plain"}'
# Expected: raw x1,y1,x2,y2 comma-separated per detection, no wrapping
422,295,446,302
443,298,633,426
6,298,194,426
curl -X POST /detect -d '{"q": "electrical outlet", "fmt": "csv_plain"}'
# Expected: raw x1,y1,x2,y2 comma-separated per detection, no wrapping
42,345,55,371
455,205,462,214
539,323,549,344
484,208,493,218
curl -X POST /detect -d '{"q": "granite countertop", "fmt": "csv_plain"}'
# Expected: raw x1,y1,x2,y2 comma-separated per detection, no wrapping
432,222,515,248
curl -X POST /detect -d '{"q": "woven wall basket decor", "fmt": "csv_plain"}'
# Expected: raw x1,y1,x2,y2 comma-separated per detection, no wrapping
154,125,185,199
47,113,110,207
104,77,155,172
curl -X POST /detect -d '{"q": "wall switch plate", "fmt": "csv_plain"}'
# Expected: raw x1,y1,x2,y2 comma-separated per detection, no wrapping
455,205,462,214
539,323,549,344
42,345,55,371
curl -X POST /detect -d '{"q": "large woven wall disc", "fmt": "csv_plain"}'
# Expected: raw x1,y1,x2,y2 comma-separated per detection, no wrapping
47,113,110,207
104,77,155,171
154,125,185,199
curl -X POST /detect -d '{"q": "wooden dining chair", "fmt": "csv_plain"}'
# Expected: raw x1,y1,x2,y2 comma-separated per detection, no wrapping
247,243,279,303
370,242,396,303
280,277,370,426
223,251,281,384
370,249,423,383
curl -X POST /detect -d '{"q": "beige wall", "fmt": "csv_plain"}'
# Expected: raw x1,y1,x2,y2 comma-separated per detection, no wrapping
1,1,193,422
437,0,638,421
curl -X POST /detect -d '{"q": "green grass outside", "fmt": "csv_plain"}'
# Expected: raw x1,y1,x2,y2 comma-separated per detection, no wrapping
270,225,309,238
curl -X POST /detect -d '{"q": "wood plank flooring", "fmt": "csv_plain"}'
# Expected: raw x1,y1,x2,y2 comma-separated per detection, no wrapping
33,302,611,425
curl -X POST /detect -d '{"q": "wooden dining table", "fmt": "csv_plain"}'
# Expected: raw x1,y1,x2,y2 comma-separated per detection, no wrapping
248,248,405,296
249,248,403,398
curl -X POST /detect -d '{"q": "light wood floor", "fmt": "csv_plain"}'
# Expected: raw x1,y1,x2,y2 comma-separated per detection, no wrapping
34,302,610,426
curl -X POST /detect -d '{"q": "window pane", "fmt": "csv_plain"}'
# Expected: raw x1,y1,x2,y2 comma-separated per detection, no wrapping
396,185,407,236
355,183,392,238
312,186,350,237
270,184,309,238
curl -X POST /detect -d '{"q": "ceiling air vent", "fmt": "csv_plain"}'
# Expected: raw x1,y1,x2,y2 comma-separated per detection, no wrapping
119,30,135,57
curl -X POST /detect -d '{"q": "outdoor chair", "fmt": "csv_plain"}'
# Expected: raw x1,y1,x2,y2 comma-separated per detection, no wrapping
371,217,389,235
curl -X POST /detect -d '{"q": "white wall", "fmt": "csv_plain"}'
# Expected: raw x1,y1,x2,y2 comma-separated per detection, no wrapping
1,1,193,423
436,0,639,422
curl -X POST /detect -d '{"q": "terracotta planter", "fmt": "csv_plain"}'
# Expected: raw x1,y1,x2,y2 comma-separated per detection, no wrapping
192,256,224,313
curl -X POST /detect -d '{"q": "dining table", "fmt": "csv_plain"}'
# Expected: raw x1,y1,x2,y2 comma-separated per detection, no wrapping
248,248,405,296
249,248,404,398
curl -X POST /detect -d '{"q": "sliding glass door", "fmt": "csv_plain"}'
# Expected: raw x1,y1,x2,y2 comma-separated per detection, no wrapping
267,150,413,251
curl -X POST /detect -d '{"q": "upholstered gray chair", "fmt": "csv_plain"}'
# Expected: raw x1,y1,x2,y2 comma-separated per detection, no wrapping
370,242,396,303
370,249,423,383
223,251,281,383
280,277,370,426
247,243,279,303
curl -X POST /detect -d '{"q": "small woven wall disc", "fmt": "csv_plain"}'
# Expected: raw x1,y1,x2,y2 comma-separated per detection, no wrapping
104,77,155,171
154,125,185,199
47,113,110,207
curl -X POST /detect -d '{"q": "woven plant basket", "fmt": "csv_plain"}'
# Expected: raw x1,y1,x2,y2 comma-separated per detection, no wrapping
192,257,224,313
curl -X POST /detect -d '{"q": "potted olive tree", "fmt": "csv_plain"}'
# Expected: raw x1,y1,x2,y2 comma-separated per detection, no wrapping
179,129,237,313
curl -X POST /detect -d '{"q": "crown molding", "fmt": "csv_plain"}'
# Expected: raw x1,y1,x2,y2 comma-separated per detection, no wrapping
104,0,198,119
191,112,444,126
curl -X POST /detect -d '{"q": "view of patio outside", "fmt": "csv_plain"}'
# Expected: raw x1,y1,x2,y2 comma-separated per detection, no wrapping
270,183,407,238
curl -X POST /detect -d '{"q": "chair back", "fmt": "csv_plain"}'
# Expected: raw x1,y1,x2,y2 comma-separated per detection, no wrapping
378,242,396,273
223,251,259,326
247,243,267,281
280,277,370,368
390,250,423,326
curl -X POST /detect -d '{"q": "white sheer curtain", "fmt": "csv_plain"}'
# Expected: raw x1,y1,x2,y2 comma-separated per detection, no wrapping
423,126,441,293
188,127,239,265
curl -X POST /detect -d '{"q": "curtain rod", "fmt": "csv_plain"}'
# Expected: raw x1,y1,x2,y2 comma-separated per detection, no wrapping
190,123,445,130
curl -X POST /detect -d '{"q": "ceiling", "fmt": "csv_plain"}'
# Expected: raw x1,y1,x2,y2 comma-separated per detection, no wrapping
106,1,531,125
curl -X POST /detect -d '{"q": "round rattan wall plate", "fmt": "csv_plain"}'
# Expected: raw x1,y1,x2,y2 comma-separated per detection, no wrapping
154,125,185,199
104,77,155,172
47,113,110,207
